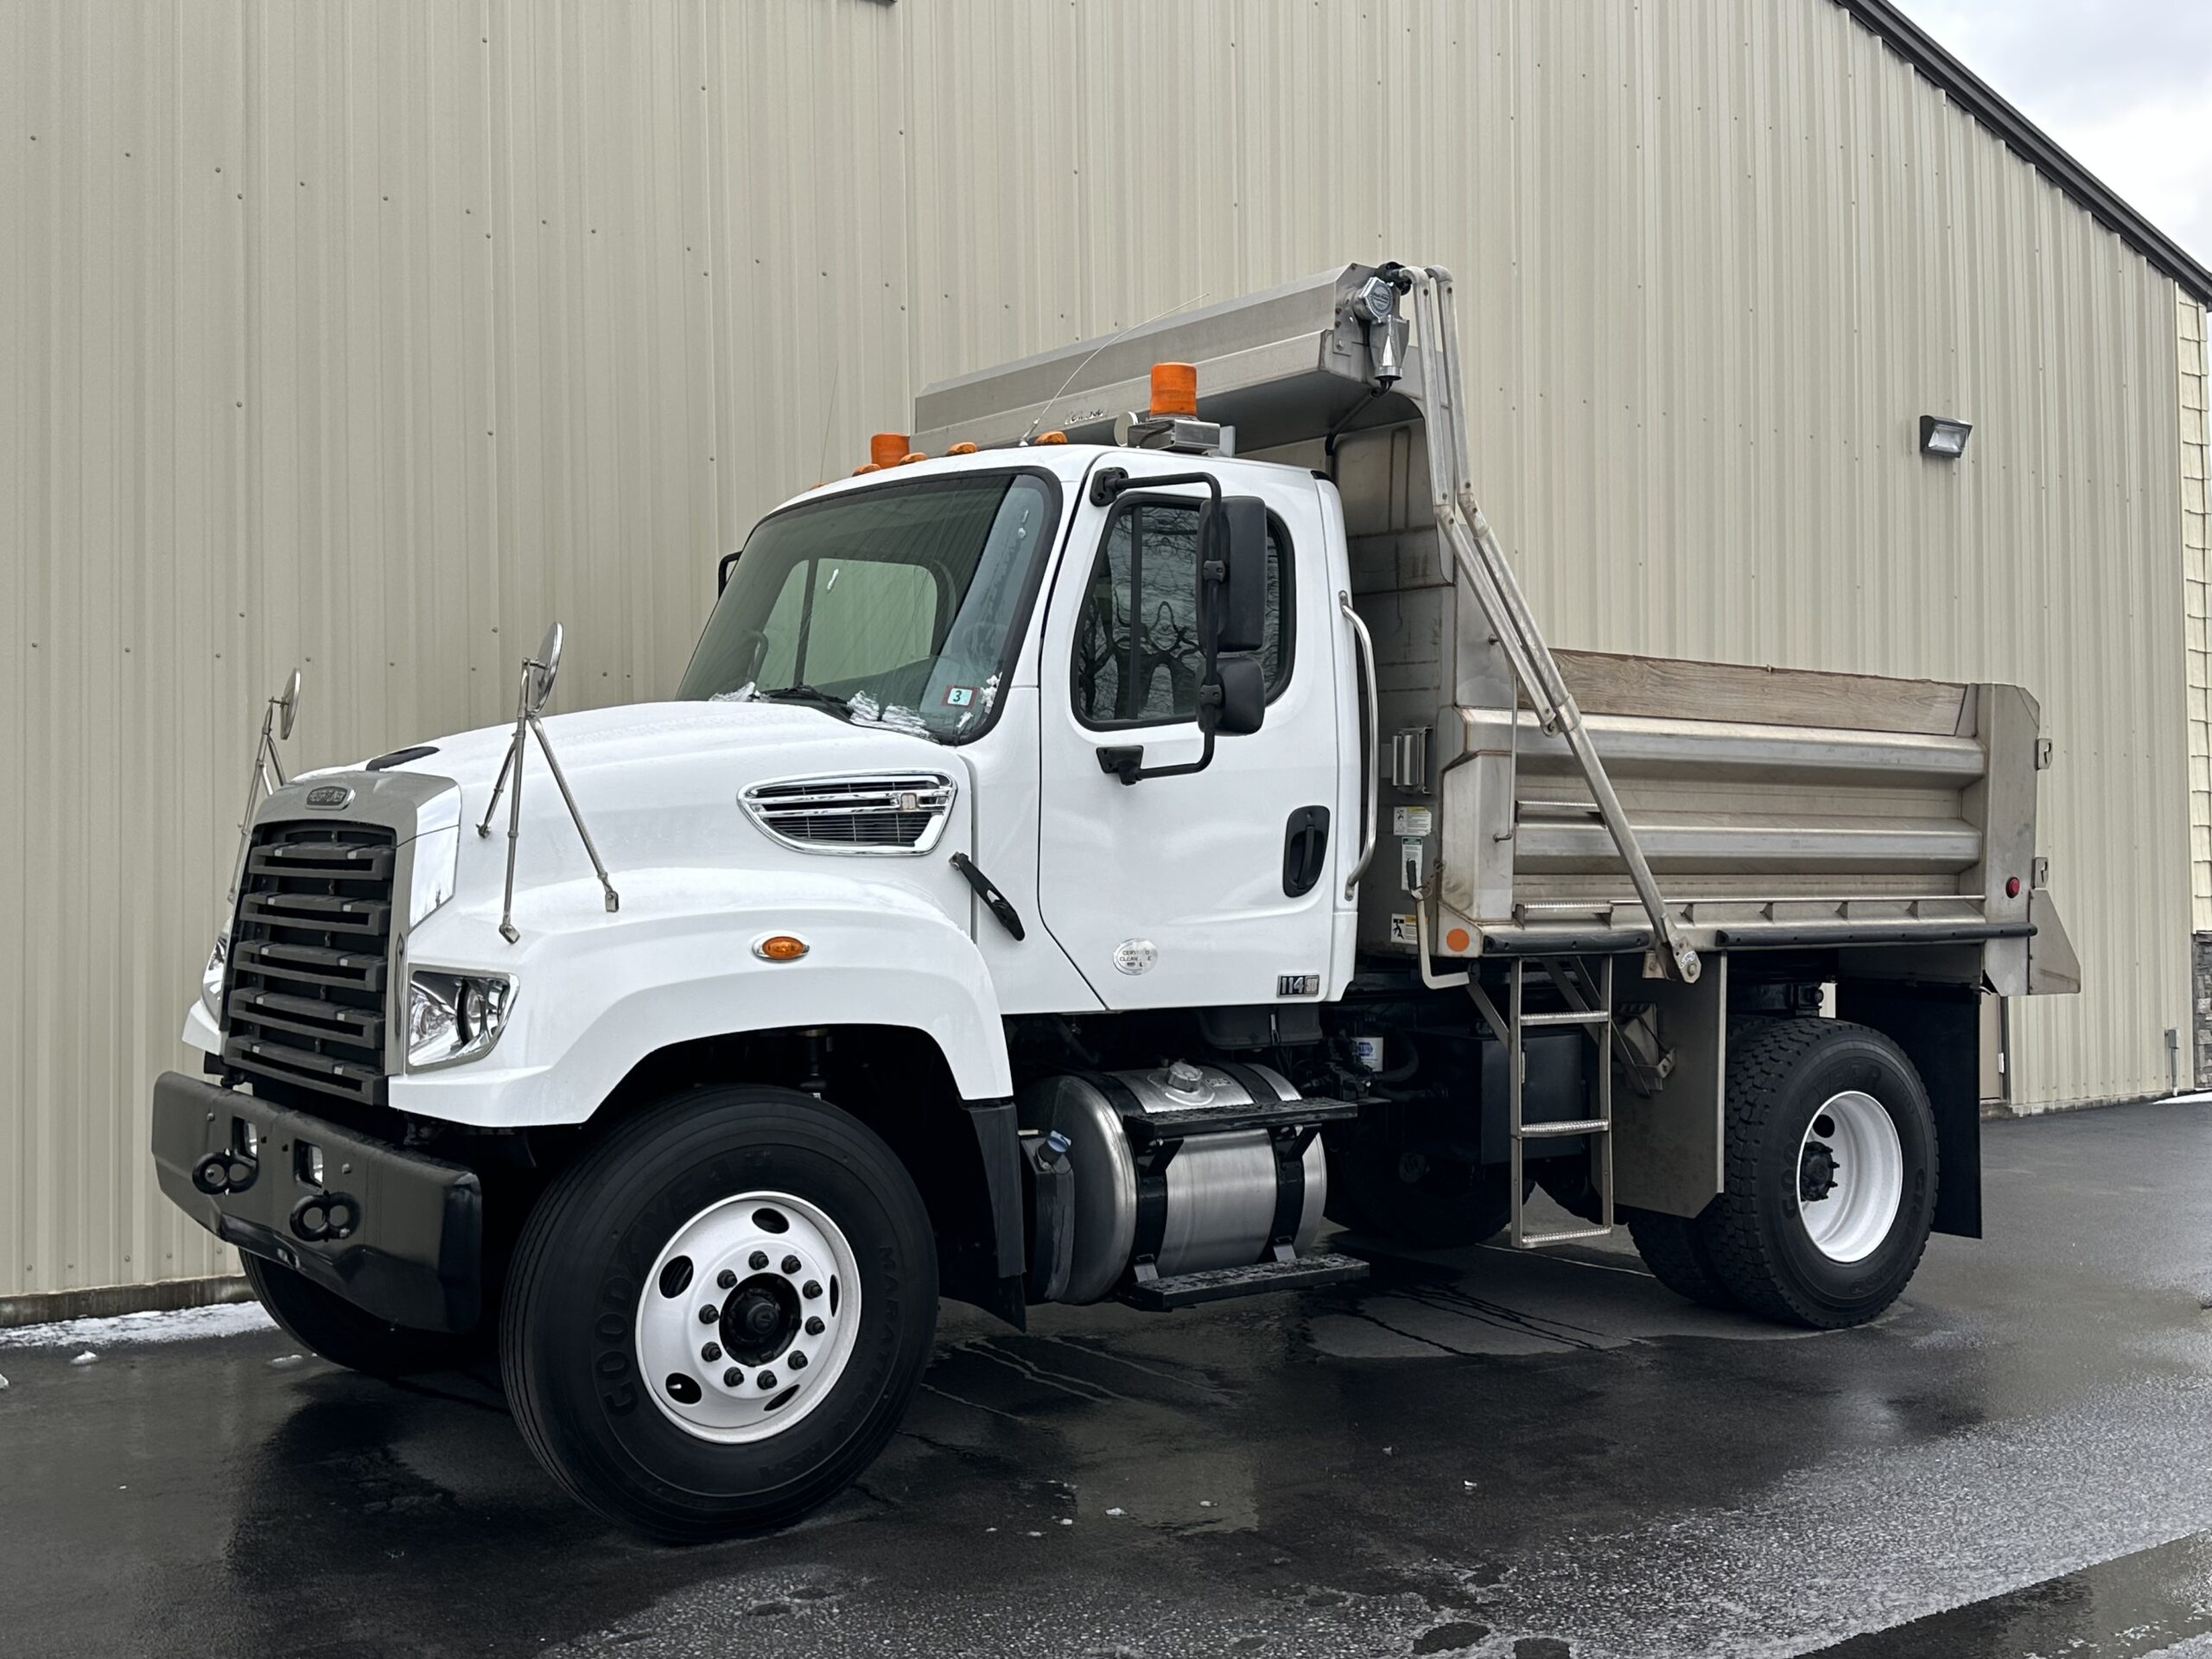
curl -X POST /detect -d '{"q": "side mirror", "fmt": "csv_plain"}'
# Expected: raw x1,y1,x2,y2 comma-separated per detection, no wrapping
1209,496,1268,655
1213,653,1266,736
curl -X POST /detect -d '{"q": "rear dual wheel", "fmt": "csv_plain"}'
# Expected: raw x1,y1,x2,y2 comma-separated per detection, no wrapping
1630,1019,1937,1329
500,1084,937,1541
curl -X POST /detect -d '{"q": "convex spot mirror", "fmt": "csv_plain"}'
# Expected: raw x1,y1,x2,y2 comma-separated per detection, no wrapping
276,667,302,740
528,622,563,713
1213,652,1266,736
1210,495,1268,656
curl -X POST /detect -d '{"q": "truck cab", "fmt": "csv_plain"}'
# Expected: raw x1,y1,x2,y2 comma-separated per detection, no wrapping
151,261,2077,1541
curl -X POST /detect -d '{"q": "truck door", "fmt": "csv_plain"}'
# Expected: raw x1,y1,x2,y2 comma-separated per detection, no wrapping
1034,457,1345,1009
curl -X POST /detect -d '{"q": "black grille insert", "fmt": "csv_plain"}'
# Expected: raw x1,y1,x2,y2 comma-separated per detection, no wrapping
224,821,397,1104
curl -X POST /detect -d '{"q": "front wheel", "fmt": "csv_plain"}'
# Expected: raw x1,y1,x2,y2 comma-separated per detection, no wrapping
500,1084,938,1541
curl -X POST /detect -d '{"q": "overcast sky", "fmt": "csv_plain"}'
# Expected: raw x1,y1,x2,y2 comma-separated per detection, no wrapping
1904,0,2212,264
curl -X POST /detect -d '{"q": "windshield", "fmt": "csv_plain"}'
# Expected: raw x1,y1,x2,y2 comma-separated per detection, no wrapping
677,472,1058,741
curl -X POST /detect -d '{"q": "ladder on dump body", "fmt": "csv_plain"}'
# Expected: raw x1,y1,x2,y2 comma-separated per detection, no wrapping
1403,268,1700,987
1465,957,1618,1248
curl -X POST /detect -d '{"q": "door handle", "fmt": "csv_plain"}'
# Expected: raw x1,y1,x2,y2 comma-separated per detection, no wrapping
1282,806,1332,898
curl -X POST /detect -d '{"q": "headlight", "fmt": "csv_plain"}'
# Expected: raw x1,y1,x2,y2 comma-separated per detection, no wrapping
407,970,514,1071
200,928,230,1023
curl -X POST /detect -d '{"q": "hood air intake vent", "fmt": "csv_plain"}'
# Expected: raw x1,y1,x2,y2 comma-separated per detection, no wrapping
741,772,957,855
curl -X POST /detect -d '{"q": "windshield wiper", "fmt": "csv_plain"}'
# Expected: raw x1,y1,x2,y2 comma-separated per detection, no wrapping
755,683,854,719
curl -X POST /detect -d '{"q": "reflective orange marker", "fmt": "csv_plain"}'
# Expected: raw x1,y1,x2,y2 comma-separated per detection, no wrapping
1148,361,1198,417
868,432,909,467
1444,926,1472,954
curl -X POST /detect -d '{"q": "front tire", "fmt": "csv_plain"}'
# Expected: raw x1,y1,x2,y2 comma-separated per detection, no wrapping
500,1084,938,1541
1694,1019,1937,1329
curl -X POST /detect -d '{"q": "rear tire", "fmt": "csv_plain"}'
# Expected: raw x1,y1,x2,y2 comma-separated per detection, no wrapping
1695,1019,1937,1329
499,1084,938,1541
241,1253,490,1376
1624,1209,1738,1310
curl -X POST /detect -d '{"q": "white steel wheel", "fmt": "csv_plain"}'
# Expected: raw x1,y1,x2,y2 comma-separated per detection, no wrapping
1794,1089,1904,1264
637,1190,861,1445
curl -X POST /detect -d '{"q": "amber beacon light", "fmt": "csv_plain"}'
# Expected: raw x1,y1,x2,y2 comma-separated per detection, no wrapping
1148,361,1199,418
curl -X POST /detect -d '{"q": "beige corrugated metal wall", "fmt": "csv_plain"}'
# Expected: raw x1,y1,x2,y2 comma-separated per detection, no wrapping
2184,296,2211,931
2,0,2194,1302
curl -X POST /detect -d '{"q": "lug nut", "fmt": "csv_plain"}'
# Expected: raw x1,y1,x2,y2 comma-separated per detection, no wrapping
802,1280,822,1300
702,1342,721,1363
804,1316,824,1336
723,1367,741,1387
789,1351,808,1370
749,1250,769,1271
698,1304,718,1325
758,1370,778,1389
717,1268,737,1290
781,1254,802,1275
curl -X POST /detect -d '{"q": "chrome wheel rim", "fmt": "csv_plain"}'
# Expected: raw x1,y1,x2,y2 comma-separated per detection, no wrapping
636,1190,861,1444
1795,1090,1904,1264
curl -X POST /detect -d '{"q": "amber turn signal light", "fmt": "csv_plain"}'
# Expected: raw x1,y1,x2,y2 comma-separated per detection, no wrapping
753,934,809,962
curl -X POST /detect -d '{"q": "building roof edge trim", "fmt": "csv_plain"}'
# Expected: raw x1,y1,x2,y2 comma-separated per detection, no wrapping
1835,0,2212,306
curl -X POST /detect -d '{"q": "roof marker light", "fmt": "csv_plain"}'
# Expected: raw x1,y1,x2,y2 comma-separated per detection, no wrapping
1035,429,1067,445
947,442,978,455
852,461,882,475
899,451,927,465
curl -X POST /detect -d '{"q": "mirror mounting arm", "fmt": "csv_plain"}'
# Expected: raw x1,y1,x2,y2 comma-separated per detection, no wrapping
1096,720,1220,787
1089,463,1242,785
477,625,621,943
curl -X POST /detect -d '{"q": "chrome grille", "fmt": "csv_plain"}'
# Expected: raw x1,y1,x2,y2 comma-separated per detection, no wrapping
223,822,397,1103
741,772,957,855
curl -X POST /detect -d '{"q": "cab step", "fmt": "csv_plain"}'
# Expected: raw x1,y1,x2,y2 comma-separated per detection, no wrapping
1118,1249,1370,1311
1115,1091,1359,1147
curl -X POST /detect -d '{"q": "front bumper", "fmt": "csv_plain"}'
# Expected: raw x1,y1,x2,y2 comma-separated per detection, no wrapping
150,1071,482,1332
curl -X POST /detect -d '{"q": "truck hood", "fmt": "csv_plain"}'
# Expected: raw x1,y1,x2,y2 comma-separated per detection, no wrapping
295,699,976,952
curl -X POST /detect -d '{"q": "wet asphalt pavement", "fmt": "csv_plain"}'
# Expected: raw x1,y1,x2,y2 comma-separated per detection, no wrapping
7,1099,2212,1659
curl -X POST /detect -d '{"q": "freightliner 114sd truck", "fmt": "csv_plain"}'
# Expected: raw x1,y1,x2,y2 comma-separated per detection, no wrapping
153,262,2080,1539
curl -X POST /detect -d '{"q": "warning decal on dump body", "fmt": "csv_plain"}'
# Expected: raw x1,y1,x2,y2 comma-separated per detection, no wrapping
1389,914,1417,945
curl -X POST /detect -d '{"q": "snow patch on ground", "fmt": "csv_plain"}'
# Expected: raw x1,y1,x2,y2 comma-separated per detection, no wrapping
0,1300,275,1351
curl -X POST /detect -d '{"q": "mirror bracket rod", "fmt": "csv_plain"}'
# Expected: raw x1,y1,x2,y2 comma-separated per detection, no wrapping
478,632,620,943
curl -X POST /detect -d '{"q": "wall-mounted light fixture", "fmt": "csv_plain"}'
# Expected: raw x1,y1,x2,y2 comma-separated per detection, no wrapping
1919,416,1973,459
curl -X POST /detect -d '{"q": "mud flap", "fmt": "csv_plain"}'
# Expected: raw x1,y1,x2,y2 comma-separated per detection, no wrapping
1834,981,1981,1239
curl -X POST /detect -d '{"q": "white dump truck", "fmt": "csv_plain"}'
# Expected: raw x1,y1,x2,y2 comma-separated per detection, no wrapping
153,262,2078,1540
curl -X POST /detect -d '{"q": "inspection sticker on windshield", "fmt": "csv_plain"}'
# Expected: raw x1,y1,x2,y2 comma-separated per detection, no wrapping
942,685,976,708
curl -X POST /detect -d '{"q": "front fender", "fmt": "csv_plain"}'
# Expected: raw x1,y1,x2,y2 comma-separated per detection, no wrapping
389,867,1011,1128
